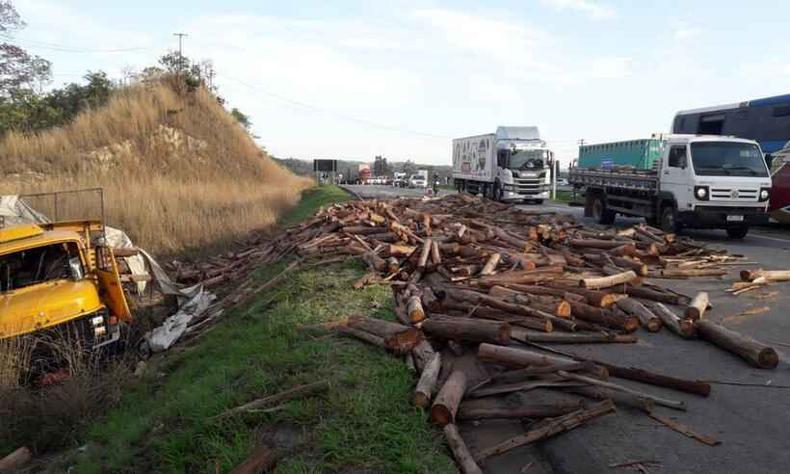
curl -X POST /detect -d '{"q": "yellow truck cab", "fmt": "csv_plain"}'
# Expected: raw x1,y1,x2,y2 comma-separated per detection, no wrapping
0,220,131,349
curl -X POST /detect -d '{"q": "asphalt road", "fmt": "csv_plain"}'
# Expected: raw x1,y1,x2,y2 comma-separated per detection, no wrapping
344,184,790,474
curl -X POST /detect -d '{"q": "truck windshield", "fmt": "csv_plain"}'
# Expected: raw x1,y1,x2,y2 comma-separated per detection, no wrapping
510,150,546,170
690,142,768,177
0,242,80,293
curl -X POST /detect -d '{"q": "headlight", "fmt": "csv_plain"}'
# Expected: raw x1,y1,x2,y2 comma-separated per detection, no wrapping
759,187,770,202
694,186,709,200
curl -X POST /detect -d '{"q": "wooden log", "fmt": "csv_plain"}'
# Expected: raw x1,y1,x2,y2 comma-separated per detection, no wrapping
464,305,553,333
570,239,629,250
431,240,442,265
616,298,661,332
457,401,583,420
684,292,709,320
478,343,574,368
361,251,387,272
389,244,417,257
0,447,31,472
342,225,385,235
649,302,695,338
339,326,386,348
421,317,511,344
418,238,433,269
229,446,280,474
407,295,426,323
557,371,686,410
650,268,727,279
432,369,468,426
443,424,483,474
584,254,647,276
480,253,501,276
580,270,637,290
474,400,616,460
566,300,639,333
477,266,564,285
469,380,583,399
218,380,330,418
386,256,400,273
348,316,421,353
740,269,790,282
414,353,442,408
563,385,653,412
511,328,637,344
625,285,685,305
648,412,721,447
489,286,571,317
421,287,440,312
695,320,779,369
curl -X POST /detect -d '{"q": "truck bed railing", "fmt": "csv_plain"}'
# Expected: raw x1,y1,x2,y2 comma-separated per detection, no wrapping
568,167,659,191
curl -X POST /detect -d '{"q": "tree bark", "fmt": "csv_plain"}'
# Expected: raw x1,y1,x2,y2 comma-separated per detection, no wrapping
625,284,685,305
480,252,501,276
566,300,639,332
580,270,637,289
414,353,442,408
421,317,511,344
615,298,662,332
557,371,686,410
649,302,695,338
443,424,484,474
695,320,779,369
684,292,709,320
740,269,790,282
431,369,468,426
478,343,574,368
411,339,437,373
511,328,637,344
457,401,583,420
347,316,421,353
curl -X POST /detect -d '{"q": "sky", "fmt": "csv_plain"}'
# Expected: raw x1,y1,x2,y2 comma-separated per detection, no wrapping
9,0,790,166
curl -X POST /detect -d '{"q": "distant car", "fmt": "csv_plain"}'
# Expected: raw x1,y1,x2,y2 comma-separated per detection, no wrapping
409,174,427,188
558,178,569,186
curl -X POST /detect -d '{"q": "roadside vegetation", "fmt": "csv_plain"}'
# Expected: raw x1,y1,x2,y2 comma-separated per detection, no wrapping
33,186,453,473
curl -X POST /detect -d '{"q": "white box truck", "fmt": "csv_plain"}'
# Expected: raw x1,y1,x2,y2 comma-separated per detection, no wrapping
568,134,771,238
452,126,554,203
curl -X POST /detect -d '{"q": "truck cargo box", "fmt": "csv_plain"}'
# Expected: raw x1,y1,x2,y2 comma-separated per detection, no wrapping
578,139,663,171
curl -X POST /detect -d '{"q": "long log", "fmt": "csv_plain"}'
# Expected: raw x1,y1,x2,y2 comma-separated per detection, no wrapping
474,400,616,460
695,320,779,369
740,269,790,282
478,343,575,368
218,380,330,418
684,292,709,320
650,268,728,279
339,326,387,348
511,328,637,344
566,300,639,333
625,284,685,305
347,316,421,353
570,239,630,250
443,424,484,474
615,298,661,332
431,369,468,426
407,295,426,323
418,238,433,269
649,302,695,338
546,282,622,307
421,317,511,344
457,401,583,420
557,371,686,410
580,270,637,290
414,353,442,408
411,339,437,373
480,253,501,276
463,305,553,333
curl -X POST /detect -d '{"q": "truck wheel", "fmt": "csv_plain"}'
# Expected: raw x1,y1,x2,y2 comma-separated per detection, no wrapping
591,195,615,224
726,226,749,239
660,205,679,233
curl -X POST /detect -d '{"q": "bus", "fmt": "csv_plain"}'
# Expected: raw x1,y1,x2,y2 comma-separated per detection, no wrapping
672,94,790,222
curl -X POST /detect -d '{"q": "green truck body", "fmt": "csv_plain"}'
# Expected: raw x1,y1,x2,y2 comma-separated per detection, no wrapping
577,139,664,171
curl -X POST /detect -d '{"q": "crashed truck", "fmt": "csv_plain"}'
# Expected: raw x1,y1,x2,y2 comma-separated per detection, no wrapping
0,190,215,369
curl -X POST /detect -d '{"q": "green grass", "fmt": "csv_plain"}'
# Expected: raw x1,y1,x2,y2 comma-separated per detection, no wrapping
551,190,574,203
279,185,351,227
70,185,454,473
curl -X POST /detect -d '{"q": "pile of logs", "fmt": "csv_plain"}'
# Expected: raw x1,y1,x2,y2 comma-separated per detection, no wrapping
165,192,781,472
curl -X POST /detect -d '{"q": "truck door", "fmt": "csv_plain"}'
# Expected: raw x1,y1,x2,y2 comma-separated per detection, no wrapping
661,144,693,211
95,245,132,321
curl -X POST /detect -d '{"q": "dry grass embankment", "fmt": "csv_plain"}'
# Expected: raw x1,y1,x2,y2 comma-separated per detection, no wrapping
0,78,313,254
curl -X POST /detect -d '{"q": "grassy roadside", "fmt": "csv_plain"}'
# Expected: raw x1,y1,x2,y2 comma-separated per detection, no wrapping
66,186,454,473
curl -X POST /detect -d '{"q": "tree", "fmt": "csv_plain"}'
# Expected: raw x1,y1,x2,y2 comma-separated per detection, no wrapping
0,1,51,97
230,108,251,129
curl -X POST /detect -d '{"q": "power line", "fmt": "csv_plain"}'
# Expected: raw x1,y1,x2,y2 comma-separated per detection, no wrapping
221,74,453,140
0,33,153,53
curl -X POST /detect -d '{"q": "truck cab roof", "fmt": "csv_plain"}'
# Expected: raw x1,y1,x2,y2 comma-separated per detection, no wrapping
661,134,759,146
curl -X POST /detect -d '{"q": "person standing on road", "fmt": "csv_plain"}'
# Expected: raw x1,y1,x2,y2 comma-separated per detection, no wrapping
432,172,440,197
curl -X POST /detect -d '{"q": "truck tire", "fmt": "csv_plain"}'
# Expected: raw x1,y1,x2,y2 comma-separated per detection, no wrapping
591,195,615,224
726,226,749,239
660,205,679,233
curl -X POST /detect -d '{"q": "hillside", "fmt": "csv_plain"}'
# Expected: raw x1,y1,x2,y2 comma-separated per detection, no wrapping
0,79,313,254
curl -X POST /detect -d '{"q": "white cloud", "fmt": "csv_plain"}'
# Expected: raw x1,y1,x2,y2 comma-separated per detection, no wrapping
673,23,702,41
540,0,616,20
589,56,632,78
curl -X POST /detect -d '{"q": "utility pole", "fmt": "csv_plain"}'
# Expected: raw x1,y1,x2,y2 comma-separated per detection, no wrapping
173,32,188,72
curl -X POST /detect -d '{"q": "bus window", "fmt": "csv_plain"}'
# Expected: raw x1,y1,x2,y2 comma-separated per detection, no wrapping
698,114,725,134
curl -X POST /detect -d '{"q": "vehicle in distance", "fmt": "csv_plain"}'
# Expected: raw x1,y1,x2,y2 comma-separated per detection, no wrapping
452,126,554,203
568,134,771,238
393,172,407,188
409,170,428,188
672,94,790,223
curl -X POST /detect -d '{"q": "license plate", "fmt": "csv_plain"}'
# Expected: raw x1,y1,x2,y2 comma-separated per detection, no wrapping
727,215,744,222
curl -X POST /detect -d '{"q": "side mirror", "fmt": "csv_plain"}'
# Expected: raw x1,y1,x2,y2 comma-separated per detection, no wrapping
68,257,84,281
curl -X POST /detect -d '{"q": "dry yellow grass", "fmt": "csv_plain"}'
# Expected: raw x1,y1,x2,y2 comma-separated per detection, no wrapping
0,78,313,254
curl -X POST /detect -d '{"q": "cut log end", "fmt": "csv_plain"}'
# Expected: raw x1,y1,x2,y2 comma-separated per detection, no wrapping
431,405,453,427
759,348,780,369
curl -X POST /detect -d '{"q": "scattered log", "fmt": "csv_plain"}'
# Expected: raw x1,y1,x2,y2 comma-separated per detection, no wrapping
625,284,685,305
421,317,511,344
348,316,421,353
443,424,484,474
740,269,790,282
648,412,720,446
431,369,468,426
480,252,501,276
469,379,583,398
414,353,442,408
695,320,779,369
650,268,728,279
649,302,695,338
474,400,616,460
580,271,638,290
418,238,433,269
339,326,387,348
615,298,661,332
557,371,686,410
218,380,330,418
684,292,710,320
407,295,426,323
457,401,583,420
566,300,639,333
229,446,280,474
411,339,437,373
511,328,637,344
0,447,31,472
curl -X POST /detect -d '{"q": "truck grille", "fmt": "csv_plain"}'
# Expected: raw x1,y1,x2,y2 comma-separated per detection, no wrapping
710,188,758,201
514,178,546,194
